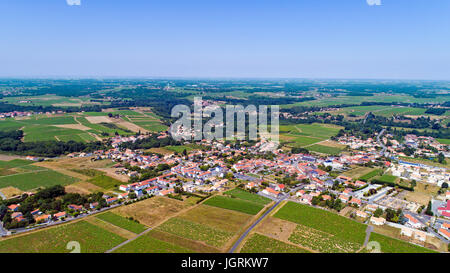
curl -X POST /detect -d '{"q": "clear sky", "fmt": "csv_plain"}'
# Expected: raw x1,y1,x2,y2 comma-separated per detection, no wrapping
0,0,449,80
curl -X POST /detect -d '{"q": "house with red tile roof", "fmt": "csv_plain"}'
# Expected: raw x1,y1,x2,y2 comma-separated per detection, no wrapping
106,197,118,204
31,209,41,216
404,213,423,229
159,188,175,196
8,204,20,212
439,228,450,240
54,211,67,219
322,195,332,201
68,204,83,211
35,214,51,223
339,194,349,203
349,197,362,206
262,187,281,198
437,200,450,218
11,212,23,219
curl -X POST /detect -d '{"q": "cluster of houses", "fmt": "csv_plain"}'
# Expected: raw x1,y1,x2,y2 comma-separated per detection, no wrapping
388,161,449,187
7,203,68,224
118,173,176,198
0,110,66,119
338,133,450,159
6,194,121,227
0,111,33,119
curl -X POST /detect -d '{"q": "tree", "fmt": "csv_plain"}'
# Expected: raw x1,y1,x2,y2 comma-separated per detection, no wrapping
425,201,434,216
128,192,137,199
438,153,446,164
374,208,384,218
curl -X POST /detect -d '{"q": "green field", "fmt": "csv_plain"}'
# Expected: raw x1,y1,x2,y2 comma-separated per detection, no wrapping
77,117,134,137
122,110,168,132
165,144,207,153
436,138,450,145
335,106,428,117
280,123,342,148
0,221,126,253
19,116,77,125
70,168,105,177
87,175,121,189
240,233,311,253
156,217,233,248
307,144,343,155
0,167,79,190
359,169,383,182
0,115,100,143
281,123,342,139
283,94,450,108
0,119,27,131
274,201,367,252
0,159,33,169
204,195,265,215
377,174,398,183
22,125,88,142
1,95,101,107
0,159,35,177
96,212,147,234
113,231,193,253
368,233,437,253
224,188,271,205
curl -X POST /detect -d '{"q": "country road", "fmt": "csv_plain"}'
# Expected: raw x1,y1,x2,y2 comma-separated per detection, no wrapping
0,190,6,200
363,225,374,247
377,129,387,156
229,199,283,253
105,227,153,253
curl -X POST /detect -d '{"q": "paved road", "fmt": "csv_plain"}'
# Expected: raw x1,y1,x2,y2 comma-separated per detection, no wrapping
105,227,153,253
363,225,374,247
229,199,283,253
377,129,387,156
0,191,6,200
0,222,7,236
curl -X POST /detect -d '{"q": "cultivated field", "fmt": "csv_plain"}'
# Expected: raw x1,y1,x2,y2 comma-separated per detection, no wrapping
203,195,266,215
179,204,251,233
95,212,147,234
224,188,272,206
0,164,79,191
112,196,191,227
368,232,437,253
279,123,343,148
273,201,367,253
240,233,311,253
341,167,375,180
0,220,126,253
113,230,194,253
156,217,234,248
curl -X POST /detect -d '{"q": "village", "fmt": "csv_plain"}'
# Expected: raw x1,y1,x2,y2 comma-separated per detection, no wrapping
1,130,449,250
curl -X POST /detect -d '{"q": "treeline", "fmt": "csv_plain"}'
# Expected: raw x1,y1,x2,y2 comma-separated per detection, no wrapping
425,108,447,115
0,101,103,114
0,130,108,157
202,95,315,106
119,134,180,150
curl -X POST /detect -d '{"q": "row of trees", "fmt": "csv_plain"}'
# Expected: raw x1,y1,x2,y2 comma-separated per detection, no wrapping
0,130,107,157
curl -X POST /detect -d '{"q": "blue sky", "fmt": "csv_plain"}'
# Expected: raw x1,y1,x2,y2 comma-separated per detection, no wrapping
0,0,449,79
